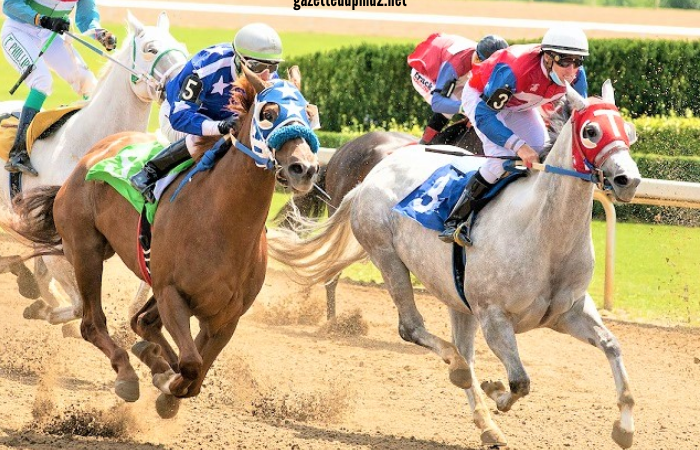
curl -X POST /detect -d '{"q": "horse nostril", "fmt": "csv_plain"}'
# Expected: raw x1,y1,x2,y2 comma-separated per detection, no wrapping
288,163,304,176
613,175,629,187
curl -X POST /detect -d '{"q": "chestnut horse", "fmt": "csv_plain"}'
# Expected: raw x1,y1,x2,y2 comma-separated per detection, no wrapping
9,68,319,417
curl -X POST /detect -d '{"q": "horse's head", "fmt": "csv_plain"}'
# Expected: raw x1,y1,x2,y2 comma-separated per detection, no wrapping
125,12,189,103
238,66,320,194
564,80,641,202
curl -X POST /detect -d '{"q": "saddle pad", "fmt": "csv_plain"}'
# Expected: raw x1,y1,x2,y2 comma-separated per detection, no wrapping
0,115,19,161
85,141,194,224
26,103,84,151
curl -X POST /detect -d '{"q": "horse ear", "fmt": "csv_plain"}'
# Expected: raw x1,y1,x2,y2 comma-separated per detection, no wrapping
287,65,302,91
157,12,170,31
126,11,145,36
601,79,615,105
565,82,587,111
242,63,268,94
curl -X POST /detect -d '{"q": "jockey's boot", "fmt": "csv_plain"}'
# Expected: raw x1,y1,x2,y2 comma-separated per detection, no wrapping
5,106,40,176
130,138,191,203
419,113,450,145
438,172,491,246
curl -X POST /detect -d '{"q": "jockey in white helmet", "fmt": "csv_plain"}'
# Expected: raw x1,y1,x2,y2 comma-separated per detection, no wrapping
130,22,284,203
440,26,588,245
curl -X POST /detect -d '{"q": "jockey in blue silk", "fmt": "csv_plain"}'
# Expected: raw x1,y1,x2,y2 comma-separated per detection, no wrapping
439,26,589,244
2,0,116,176
408,33,508,144
130,22,284,203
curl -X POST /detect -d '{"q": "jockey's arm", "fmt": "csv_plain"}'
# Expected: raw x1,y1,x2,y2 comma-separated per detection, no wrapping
166,74,230,137
74,0,101,33
3,0,42,25
430,61,461,115
471,64,523,152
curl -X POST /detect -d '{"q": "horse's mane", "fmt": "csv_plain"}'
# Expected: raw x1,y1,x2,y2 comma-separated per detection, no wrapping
187,77,255,158
88,31,135,102
541,99,573,158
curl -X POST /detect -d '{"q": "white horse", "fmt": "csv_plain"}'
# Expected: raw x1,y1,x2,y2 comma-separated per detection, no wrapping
0,12,187,327
266,82,641,448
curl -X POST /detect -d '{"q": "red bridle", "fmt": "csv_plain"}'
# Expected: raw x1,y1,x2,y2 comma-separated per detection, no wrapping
571,99,631,174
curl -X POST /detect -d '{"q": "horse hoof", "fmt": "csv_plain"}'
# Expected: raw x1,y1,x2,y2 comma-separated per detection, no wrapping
61,322,82,339
448,358,472,389
480,428,507,448
23,299,50,320
449,367,472,389
612,420,634,449
156,393,180,419
17,271,41,299
115,378,140,402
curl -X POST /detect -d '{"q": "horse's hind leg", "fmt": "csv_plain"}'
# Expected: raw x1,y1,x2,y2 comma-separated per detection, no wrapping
370,249,471,389
70,242,140,402
478,306,530,413
40,256,84,324
325,273,339,319
450,309,507,448
552,293,634,449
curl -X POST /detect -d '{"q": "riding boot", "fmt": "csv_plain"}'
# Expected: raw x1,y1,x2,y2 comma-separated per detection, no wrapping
438,172,491,245
5,106,39,176
419,113,450,145
130,138,191,203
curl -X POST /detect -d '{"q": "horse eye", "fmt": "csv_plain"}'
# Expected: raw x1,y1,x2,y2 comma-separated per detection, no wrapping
580,123,602,149
263,110,275,122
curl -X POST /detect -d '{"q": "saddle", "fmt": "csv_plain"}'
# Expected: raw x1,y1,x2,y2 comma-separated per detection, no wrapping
0,104,83,160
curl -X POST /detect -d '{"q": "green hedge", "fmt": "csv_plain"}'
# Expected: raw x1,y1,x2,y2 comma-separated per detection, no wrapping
290,39,700,133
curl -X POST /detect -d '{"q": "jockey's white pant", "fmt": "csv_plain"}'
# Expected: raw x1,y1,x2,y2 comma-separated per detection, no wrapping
462,86,549,184
411,68,455,120
1,18,96,97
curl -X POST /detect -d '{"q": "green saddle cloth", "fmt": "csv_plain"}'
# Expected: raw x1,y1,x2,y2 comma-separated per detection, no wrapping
85,141,194,224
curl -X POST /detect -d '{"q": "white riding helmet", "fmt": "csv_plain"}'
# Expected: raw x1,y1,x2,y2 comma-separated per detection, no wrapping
233,23,284,62
541,26,589,57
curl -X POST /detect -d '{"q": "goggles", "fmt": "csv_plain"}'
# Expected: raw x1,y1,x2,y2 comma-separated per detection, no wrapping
235,52,279,74
549,52,585,68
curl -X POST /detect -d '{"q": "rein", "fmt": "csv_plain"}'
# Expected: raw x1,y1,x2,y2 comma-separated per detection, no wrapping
233,138,276,171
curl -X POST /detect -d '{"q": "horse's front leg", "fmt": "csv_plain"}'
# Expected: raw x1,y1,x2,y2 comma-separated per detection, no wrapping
188,317,240,397
450,309,507,448
478,306,530,413
155,285,201,398
552,293,635,449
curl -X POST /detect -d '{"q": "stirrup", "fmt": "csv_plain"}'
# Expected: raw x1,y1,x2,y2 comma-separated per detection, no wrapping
5,153,38,176
453,222,473,247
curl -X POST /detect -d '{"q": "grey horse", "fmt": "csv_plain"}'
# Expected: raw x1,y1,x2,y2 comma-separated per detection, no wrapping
266,81,641,449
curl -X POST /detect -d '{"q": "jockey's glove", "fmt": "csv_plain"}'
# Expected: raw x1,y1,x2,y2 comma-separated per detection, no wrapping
95,28,117,51
217,115,240,136
37,16,70,34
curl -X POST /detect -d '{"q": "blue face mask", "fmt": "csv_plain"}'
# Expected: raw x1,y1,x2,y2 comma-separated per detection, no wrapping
550,69,565,87
248,80,319,166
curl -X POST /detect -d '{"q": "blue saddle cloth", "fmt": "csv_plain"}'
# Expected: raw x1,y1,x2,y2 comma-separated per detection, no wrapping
393,162,527,308
394,163,524,230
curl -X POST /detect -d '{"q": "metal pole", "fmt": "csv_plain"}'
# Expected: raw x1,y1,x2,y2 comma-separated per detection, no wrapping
593,190,616,311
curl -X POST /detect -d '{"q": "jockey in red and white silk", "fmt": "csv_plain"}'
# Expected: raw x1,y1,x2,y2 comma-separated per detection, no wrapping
462,43,588,183
408,33,478,117
440,26,589,245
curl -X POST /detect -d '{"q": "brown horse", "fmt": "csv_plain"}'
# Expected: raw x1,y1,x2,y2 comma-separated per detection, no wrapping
9,68,319,417
275,124,483,319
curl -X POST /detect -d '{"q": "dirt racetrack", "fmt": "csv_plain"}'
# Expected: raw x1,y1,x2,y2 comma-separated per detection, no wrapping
0,235,698,450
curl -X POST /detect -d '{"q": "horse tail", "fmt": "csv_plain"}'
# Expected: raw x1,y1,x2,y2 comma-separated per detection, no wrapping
267,185,366,286
9,186,64,251
273,165,328,229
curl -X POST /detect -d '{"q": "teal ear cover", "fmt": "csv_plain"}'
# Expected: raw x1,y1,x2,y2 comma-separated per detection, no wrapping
267,123,320,153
